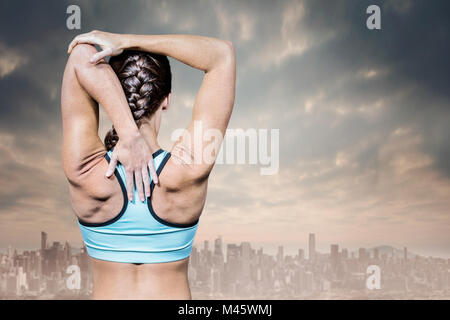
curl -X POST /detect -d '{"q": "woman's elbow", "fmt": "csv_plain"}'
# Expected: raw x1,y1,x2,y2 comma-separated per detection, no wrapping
222,40,235,61
215,40,235,68
67,43,98,68
223,40,234,53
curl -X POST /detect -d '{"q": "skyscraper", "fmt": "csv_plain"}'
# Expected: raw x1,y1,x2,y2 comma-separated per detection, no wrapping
202,240,211,264
212,236,224,271
41,231,47,253
241,242,251,280
40,231,47,276
341,248,348,259
309,233,316,262
374,248,379,260
298,249,305,260
277,245,284,263
330,244,339,271
64,241,72,262
226,244,241,284
214,236,223,256
359,248,367,262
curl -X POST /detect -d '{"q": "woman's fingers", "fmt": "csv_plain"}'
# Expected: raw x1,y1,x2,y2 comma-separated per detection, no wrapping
68,34,92,53
105,152,118,178
141,167,151,198
67,36,80,53
125,169,134,202
68,32,104,54
90,48,113,64
148,160,159,185
134,170,145,202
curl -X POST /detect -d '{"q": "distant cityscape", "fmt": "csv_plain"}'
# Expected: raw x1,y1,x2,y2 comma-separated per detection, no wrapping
1,231,449,299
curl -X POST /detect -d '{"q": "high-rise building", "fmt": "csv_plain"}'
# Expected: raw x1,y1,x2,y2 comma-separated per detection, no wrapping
214,236,223,256
341,248,348,259
64,241,72,262
241,242,251,280
359,248,367,262
277,245,284,263
374,248,379,260
404,247,408,260
297,249,305,260
213,236,224,269
330,244,339,271
225,244,241,284
40,231,48,276
308,233,316,262
190,245,199,267
202,240,211,265
41,231,47,253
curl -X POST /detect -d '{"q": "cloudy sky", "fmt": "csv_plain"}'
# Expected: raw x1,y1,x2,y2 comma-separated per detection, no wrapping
0,0,449,257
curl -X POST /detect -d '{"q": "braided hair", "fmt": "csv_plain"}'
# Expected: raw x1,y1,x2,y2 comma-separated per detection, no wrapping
104,50,172,150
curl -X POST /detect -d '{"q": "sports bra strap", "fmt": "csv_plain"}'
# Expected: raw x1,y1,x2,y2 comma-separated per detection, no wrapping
150,151,171,192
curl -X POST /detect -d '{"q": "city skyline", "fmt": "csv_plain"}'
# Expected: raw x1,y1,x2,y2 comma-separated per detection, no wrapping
2,230,449,299
2,226,449,259
0,230,445,261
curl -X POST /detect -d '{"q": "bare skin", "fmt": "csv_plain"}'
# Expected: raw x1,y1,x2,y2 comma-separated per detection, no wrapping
91,257,192,299
61,31,235,299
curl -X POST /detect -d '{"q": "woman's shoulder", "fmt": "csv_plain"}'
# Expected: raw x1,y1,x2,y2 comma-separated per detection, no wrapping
66,147,125,222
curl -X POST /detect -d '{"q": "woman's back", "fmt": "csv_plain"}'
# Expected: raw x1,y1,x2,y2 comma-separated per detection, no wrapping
62,31,235,299
76,148,204,299
78,148,200,264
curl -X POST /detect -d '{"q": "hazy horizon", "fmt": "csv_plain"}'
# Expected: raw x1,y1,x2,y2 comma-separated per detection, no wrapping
2,230,449,260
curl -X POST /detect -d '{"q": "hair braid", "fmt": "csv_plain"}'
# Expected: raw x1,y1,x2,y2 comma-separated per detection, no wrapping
104,50,171,150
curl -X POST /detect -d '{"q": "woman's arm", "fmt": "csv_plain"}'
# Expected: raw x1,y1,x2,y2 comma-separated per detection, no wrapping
63,43,158,202
123,34,234,73
124,34,236,177
69,31,233,74
69,31,236,180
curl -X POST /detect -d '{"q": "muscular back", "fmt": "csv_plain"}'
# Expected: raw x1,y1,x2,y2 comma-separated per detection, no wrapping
62,32,235,238
66,149,208,227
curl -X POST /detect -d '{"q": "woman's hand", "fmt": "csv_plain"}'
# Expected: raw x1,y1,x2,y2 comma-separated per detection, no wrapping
68,30,124,64
105,132,159,202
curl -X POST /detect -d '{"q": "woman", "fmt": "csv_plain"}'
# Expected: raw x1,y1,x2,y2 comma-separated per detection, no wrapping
61,31,235,299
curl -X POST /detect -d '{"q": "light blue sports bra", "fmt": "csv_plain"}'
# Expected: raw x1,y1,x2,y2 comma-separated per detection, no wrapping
77,149,199,264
